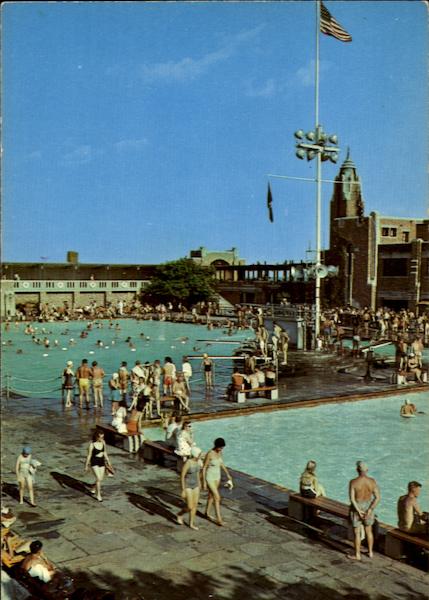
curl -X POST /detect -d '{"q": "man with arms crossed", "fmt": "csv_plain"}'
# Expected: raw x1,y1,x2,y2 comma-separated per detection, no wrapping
348,461,380,560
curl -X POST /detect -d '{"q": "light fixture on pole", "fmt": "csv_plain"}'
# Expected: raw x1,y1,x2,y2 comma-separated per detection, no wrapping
294,125,340,344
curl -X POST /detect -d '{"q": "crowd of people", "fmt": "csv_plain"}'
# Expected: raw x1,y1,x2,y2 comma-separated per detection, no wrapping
61,354,205,422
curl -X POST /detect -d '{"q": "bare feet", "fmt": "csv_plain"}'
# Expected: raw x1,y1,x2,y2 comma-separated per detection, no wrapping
189,524,199,531
205,514,216,523
216,520,225,527
347,554,361,561
177,515,184,525
368,552,374,559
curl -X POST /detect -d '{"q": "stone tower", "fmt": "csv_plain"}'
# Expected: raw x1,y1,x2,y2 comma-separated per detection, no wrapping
330,149,364,220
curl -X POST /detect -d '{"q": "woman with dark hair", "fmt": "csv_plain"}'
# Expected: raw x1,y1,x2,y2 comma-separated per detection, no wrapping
203,437,233,526
21,540,56,583
85,431,113,502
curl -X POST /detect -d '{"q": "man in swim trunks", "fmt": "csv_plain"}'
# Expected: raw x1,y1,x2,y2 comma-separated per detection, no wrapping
397,481,428,536
348,461,380,560
75,359,92,409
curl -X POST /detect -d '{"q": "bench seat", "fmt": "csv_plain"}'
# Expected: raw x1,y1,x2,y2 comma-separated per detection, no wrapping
142,440,176,465
385,527,429,570
232,386,278,403
288,492,349,521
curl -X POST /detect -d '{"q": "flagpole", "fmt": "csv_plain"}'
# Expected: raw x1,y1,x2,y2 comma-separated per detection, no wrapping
314,0,322,344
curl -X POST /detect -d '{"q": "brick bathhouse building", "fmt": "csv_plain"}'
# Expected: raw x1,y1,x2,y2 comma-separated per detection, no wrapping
327,151,428,313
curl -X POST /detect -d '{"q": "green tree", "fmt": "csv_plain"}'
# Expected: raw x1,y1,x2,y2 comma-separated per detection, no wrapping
142,258,217,307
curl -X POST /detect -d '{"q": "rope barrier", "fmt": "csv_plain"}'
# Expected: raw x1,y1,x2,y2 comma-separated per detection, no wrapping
6,375,62,383
6,387,63,396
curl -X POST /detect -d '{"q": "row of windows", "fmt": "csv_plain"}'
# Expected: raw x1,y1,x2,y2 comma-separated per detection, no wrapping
382,258,429,277
381,227,409,242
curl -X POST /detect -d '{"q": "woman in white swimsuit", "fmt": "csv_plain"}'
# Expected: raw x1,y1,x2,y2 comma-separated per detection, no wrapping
203,437,233,526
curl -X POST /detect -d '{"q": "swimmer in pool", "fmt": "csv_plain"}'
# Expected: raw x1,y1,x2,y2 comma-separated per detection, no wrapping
400,398,417,417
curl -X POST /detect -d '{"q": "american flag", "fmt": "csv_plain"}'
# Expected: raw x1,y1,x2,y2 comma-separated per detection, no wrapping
320,2,352,42
267,183,274,223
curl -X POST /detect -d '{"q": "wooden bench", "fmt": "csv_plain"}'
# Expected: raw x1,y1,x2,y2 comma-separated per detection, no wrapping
385,527,429,570
96,423,145,453
288,492,349,523
142,439,176,465
232,386,278,403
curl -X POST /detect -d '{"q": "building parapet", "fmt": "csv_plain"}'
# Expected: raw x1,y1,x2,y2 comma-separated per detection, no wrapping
4,279,150,292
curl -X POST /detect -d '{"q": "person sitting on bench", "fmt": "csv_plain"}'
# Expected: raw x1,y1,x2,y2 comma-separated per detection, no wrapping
172,373,189,412
264,365,276,387
299,460,326,498
407,354,423,383
397,481,429,536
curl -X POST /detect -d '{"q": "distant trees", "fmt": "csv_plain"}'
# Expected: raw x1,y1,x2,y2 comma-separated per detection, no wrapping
142,258,217,307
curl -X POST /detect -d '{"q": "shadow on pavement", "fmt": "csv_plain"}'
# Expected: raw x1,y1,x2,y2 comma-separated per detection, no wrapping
1,480,21,502
50,471,94,497
127,491,177,523
56,564,428,600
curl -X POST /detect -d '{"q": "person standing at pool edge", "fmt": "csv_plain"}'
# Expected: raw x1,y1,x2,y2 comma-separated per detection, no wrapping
75,359,92,409
348,461,380,560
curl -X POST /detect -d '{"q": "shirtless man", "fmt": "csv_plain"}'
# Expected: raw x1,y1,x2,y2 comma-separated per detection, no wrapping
75,359,92,408
348,461,381,560
397,481,428,536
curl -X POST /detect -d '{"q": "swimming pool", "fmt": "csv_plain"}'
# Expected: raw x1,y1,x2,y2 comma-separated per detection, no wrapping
1,319,252,398
147,390,429,526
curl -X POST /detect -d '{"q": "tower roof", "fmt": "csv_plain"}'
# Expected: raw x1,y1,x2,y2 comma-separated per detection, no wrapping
341,147,356,170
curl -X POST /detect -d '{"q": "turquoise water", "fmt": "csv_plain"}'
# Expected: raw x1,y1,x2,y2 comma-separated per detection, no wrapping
1,319,252,397
147,391,429,526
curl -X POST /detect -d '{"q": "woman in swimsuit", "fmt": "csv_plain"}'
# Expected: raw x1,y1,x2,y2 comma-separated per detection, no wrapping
62,361,74,408
203,437,233,526
177,446,203,530
16,447,39,507
201,354,214,388
85,431,113,502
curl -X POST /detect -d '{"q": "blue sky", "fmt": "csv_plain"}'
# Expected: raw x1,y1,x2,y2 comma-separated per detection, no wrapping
2,1,428,265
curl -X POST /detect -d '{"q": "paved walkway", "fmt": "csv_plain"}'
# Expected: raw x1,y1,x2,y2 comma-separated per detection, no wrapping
1,351,428,599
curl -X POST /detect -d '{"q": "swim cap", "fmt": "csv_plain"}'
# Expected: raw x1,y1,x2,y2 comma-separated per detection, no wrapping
191,446,202,459
112,373,119,379
66,361,73,367
22,446,32,455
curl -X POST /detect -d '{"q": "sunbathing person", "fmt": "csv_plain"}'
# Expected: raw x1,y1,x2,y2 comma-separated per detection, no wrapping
21,540,56,583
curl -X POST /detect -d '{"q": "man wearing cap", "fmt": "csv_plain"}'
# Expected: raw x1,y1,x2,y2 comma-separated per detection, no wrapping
348,461,381,560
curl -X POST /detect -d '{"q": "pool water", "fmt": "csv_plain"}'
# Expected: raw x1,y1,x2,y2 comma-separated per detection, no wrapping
1,319,252,397
147,390,429,526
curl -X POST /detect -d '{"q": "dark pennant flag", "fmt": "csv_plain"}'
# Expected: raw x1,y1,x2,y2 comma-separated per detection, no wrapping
320,2,352,42
267,183,274,223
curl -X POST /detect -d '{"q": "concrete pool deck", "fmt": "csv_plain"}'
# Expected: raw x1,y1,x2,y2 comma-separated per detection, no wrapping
1,351,428,599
